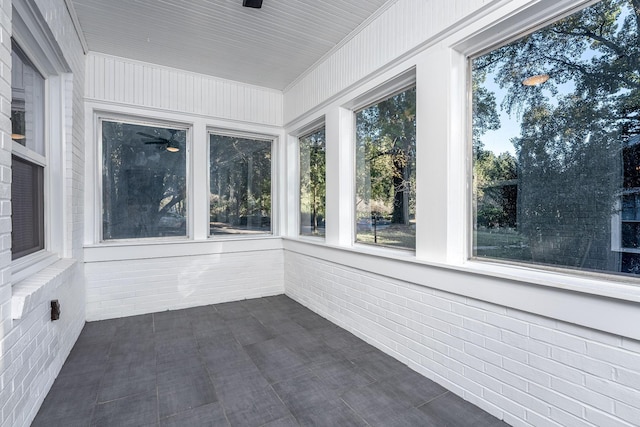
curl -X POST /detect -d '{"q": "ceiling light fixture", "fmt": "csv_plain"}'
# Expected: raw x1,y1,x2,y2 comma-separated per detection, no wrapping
166,145,180,153
11,133,25,140
243,0,263,8
522,73,550,86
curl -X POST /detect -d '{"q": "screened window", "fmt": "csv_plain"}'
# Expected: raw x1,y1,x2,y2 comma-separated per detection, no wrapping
11,43,45,260
102,120,187,240
300,127,326,237
471,0,639,276
355,87,416,249
209,134,272,236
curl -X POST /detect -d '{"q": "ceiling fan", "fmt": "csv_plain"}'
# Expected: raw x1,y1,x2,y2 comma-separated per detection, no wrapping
137,130,181,152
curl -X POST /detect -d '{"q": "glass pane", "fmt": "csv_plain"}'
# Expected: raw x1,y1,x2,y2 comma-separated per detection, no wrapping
102,121,187,240
11,155,44,259
355,87,416,249
11,43,45,155
472,0,640,276
300,127,326,237
209,134,272,235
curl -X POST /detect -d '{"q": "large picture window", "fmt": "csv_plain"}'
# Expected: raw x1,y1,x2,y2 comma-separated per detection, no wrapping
355,87,416,250
102,120,188,240
209,133,272,235
471,0,639,276
12,42,45,260
299,127,326,237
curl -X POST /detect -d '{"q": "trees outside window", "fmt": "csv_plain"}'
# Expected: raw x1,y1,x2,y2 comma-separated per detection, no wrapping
209,134,272,235
300,127,326,237
472,0,639,275
356,87,416,249
102,121,187,240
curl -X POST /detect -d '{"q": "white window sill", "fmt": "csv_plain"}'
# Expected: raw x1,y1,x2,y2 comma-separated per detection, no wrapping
84,236,283,262
12,258,77,320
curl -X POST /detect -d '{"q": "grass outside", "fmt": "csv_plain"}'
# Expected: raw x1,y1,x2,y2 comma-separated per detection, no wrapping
474,227,531,260
357,224,415,250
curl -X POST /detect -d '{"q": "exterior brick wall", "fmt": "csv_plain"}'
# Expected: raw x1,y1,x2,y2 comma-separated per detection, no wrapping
0,0,86,426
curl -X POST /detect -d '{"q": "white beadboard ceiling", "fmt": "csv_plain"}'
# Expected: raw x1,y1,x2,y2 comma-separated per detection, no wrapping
69,0,395,90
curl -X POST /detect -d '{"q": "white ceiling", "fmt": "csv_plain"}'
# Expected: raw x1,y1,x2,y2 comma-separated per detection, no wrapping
69,0,395,90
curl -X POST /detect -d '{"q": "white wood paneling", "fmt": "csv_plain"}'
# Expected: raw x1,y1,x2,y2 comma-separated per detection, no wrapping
70,0,394,90
86,53,284,126
284,0,495,124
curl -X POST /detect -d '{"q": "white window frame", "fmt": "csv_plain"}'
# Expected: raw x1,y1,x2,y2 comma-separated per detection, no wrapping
97,114,192,243
293,118,326,240
207,128,278,239
11,0,70,283
424,0,640,296
347,70,417,253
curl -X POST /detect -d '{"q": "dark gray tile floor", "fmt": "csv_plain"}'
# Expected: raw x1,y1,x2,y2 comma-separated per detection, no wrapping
32,295,508,427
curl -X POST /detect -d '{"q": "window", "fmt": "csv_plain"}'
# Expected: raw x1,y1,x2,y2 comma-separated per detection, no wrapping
299,127,326,237
471,0,639,276
101,120,188,240
12,43,45,260
209,133,272,236
355,87,416,249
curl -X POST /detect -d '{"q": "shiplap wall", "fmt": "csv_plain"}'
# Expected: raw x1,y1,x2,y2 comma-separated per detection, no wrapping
86,53,284,126
283,0,493,123
1,0,87,426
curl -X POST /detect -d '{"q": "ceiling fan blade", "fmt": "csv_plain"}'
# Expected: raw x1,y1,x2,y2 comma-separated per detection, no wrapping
137,131,160,139
144,140,166,145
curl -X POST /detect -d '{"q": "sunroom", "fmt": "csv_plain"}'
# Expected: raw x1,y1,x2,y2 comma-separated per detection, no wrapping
3,0,640,426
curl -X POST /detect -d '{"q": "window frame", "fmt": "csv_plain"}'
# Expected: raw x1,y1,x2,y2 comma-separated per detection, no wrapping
348,71,417,252
97,114,192,243
295,119,326,240
10,0,71,283
207,128,277,239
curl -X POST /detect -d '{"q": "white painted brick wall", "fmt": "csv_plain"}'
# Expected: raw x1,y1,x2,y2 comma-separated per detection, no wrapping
86,249,285,321
0,0,86,426
285,251,640,427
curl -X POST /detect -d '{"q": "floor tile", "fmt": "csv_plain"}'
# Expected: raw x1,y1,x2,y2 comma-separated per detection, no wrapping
222,385,291,427
160,402,229,427
92,391,158,427
378,368,448,407
311,359,375,394
244,338,310,383
227,316,275,346
215,301,252,320
31,381,98,426
350,348,414,381
417,392,510,426
272,373,341,415
37,296,507,427
292,400,367,427
341,381,415,426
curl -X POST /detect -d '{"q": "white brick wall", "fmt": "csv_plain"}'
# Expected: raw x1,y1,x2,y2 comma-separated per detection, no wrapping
0,0,86,426
284,251,640,426
86,247,285,321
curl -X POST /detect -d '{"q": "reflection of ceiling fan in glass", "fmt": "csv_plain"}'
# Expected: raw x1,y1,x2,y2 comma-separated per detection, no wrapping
137,130,181,152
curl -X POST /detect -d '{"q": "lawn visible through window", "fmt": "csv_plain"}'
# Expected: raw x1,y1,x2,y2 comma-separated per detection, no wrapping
472,0,640,275
356,87,416,250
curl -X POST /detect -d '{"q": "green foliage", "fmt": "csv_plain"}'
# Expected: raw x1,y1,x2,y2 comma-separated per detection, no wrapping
209,135,271,232
473,0,639,272
356,87,416,230
300,128,326,235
